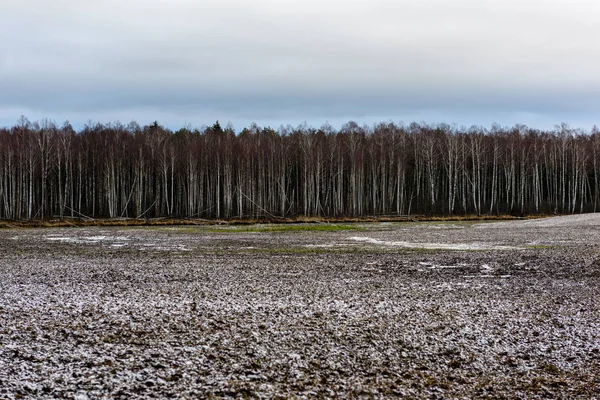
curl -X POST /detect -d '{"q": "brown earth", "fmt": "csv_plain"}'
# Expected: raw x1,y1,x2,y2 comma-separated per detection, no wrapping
0,215,599,398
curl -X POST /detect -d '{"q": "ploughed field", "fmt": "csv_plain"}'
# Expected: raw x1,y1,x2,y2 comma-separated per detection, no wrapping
1,215,599,399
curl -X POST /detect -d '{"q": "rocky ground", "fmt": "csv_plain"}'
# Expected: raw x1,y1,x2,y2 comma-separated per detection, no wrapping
1,215,599,399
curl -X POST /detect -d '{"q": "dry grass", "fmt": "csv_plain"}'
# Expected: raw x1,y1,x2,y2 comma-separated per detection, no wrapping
0,214,552,229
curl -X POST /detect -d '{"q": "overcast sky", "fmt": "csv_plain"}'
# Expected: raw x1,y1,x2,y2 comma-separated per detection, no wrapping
1,0,599,130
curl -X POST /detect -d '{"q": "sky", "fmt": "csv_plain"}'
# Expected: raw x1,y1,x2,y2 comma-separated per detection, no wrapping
1,0,599,131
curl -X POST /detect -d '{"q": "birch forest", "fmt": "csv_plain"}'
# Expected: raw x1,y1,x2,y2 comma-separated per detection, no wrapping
0,117,599,220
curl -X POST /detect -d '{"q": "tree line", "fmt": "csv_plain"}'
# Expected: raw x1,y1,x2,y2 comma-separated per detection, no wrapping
0,117,599,220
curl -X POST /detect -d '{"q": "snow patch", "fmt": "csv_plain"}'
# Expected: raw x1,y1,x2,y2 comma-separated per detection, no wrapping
45,234,130,245
139,243,190,252
304,244,350,248
348,237,518,251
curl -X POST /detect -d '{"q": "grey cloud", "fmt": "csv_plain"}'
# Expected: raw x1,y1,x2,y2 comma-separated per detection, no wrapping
1,0,600,128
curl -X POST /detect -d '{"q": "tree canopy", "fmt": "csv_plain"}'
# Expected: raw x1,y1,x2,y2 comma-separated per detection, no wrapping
0,119,598,220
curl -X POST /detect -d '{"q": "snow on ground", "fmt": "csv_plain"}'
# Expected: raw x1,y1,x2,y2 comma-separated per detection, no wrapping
1,215,599,398
477,212,600,228
41,231,190,251
347,236,519,250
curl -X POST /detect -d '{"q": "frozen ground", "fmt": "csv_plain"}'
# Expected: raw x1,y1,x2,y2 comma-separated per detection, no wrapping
1,214,599,398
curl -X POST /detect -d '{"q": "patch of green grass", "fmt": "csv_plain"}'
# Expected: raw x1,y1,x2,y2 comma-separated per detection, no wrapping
205,224,362,233
138,223,363,234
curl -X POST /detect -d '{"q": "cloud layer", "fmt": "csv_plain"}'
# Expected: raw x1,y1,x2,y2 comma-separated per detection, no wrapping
1,0,599,128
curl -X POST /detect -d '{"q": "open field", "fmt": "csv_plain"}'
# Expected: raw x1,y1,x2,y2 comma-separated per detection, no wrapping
1,215,599,398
